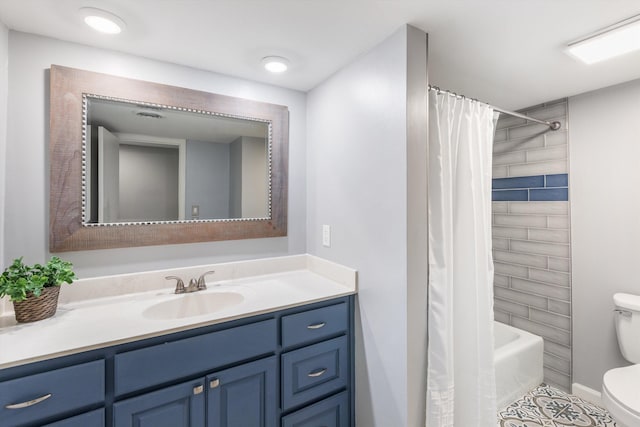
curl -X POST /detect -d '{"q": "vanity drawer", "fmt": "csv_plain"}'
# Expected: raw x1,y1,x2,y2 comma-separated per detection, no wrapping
0,360,105,427
114,319,276,396
282,336,348,411
42,408,104,427
281,391,349,427
281,302,348,350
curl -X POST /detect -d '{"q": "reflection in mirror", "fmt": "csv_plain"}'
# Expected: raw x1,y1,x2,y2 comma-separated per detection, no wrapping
85,96,271,224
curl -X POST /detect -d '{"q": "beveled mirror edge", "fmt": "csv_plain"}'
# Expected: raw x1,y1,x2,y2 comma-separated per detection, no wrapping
49,65,289,252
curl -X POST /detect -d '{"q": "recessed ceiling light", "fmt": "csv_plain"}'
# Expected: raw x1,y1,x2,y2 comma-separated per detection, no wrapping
262,56,289,73
567,15,640,64
79,7,125,35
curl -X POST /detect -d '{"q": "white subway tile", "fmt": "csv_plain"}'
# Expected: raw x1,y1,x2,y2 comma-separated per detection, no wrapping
531,308,571,331
494,274,510,288
511,277,570,300
509,159,567,176
493,238,509,250
526,146,567,163
495,298,530,318
494,250,548,269
545,131,568,147
512,316,571,346
548,299,571,316
510,240,571,258
524,102,567,121
544,368,571,391
494,287,548,310
529,228,570,243
509,202,568,215
493,165,508,178
496,115,527,130
492,202,508,213
508,122,552,139
493,135,545,154
548,216,570,229
544,340,571,360
494,214,547,228
529,268,571,287
494,150,527,165
544,351,571,374
494,310,510,323
548,257,571,272
492,226,528,239
494,129,508,142
495,262,528,278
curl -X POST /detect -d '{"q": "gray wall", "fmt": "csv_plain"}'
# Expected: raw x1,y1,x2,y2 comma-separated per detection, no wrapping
570,78,640,391
492,99,572,391
0,21,7,273
2,31,307,279
119,145,179,222
307,25,428,427
185,140,230,219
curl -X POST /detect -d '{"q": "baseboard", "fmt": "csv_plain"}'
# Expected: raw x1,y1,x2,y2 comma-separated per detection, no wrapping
572,383,602,406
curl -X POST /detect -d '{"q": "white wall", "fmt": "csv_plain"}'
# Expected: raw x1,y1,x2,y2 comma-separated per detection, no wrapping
570,78,640,391
0,22,7,315
3,31,306,278
306,25,428,426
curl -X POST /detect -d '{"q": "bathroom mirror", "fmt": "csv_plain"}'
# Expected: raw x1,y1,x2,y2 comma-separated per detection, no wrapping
49,65,289,252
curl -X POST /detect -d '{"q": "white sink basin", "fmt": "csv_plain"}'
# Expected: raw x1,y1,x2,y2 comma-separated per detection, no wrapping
143,292,244,320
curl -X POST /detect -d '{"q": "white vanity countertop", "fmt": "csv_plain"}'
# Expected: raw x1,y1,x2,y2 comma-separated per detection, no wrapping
0,254,357,370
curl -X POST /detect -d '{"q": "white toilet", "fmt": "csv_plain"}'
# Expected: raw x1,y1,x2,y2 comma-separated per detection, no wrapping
602,293,640,427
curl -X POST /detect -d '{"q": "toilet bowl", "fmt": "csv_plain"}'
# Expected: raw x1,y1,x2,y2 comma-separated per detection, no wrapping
602,364,640,427
602,293,640,427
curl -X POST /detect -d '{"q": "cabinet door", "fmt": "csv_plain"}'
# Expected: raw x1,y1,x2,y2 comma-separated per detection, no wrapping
113,379,205,427
207,356,277,427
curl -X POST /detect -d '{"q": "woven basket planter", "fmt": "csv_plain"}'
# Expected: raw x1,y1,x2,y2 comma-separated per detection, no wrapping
12,286,61,323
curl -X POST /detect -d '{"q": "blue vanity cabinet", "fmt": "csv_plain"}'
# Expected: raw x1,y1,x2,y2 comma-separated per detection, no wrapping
0,295,354,427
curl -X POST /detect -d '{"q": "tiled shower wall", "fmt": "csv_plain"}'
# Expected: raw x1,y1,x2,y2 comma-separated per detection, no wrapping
491,99,572,392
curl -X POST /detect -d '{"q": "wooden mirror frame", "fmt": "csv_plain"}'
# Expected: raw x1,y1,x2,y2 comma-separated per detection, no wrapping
49,65,288,252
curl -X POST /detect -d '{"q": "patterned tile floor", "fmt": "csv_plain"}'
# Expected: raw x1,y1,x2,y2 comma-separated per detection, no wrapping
498,384,617,427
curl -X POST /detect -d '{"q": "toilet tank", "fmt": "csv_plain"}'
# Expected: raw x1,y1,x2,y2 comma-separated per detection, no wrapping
614,293,640,364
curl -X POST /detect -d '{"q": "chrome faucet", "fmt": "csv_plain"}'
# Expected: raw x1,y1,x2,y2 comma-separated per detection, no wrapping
166,271,215,294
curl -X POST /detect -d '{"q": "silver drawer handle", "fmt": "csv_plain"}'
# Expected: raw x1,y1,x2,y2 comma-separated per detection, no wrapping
210,379,220,389
307,322,326,330
308,368,327,378
5,393,52,409
193,385,204,395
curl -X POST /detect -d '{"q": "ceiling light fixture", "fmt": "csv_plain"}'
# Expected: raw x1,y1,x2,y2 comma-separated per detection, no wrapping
79,7,125,34
567,14,640,64
262,56,289,73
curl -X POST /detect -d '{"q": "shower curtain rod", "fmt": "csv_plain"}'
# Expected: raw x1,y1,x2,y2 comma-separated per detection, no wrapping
428,85,562,131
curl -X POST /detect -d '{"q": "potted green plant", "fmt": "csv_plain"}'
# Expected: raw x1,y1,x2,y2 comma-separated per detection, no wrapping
0,256,77,323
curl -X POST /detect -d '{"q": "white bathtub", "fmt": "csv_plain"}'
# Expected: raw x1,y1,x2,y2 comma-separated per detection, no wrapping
494,321,544,409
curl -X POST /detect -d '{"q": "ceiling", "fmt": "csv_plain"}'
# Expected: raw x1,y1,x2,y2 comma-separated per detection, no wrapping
1,0,640,110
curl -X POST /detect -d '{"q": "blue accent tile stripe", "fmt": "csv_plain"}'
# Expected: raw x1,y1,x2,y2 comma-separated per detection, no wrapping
545,174,568,187
492,190,528,201
530,188,568,201
492,175,545,189
492,174,569,201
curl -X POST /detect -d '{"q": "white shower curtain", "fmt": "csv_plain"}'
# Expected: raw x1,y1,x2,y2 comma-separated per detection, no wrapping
426,91,497,427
